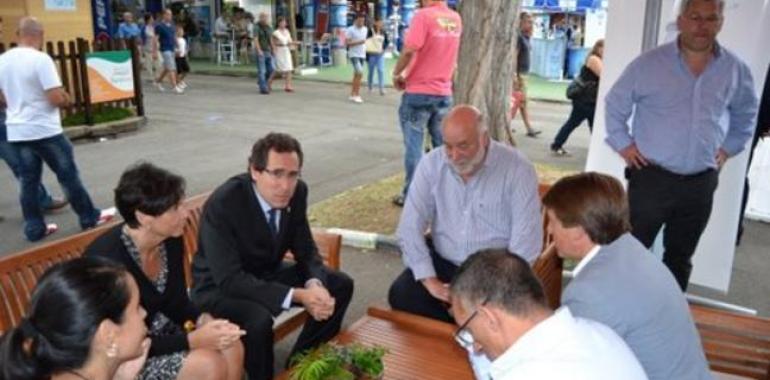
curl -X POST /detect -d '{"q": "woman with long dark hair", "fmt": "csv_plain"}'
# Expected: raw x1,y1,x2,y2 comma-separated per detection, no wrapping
550,38,604,156
85,162,245,380
0,257,150,380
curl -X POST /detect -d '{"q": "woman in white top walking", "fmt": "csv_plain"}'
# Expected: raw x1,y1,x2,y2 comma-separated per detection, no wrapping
269,17,296,92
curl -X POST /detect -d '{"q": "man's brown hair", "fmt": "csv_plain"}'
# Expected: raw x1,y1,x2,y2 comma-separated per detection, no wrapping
542,172,630,244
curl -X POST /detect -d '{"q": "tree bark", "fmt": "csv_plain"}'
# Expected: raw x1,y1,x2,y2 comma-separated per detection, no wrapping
287,0,299,68
454,0,522,145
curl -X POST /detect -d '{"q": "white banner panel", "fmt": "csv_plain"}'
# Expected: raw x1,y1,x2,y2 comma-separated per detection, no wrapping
585,0,770,292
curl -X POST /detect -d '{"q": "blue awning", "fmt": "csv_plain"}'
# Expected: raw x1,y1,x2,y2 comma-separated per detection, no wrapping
530,0,603,11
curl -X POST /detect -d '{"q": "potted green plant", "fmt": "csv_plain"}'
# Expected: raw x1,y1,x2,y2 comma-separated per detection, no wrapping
289,343,387,380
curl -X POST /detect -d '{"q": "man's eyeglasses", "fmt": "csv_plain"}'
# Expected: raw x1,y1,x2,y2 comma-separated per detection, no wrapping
261,168,301,181
454,298,488,350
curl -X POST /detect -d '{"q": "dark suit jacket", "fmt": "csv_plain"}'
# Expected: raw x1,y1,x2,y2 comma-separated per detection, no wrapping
84,224,200,357
191,173,326,316
757,64,770,137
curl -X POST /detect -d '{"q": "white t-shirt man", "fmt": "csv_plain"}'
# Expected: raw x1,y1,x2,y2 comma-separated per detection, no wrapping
214,16,229,37
490,307,648,380
345,25,368,59
0,47,63,142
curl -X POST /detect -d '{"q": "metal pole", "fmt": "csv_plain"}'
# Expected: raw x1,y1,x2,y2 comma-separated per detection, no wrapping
642,0,663,52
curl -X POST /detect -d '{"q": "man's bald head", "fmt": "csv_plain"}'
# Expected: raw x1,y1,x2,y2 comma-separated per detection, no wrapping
442,105,486,135
18,17,44,38
442,105,490,179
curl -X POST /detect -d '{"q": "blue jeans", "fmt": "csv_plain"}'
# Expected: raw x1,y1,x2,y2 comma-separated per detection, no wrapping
257,52,274,92
367,54,385,92
0,112,54,208
350,57,365,74
1,142,55,208
398,93,452,197
14,134,100,241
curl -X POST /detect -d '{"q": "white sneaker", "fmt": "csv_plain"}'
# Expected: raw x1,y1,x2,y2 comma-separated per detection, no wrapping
352,96,364,104
178,81,188,89
174,86,184,94
154,82,165,92
97,207,117,226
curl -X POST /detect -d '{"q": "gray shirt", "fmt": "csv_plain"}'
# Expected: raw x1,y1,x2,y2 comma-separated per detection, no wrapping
397,140,543,280
563,233,711,380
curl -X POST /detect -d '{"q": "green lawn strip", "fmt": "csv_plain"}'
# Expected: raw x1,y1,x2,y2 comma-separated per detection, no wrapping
62,106,134,127
190,58,569,103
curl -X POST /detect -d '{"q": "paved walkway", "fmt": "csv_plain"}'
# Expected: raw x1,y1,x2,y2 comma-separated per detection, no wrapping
1,74,767,317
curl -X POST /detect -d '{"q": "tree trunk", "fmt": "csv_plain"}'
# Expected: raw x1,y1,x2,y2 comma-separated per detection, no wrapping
454,0,522,145
287,0,299,68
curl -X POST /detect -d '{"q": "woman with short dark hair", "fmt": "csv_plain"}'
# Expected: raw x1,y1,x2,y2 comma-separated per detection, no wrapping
85,162,245,380
0,257,150,380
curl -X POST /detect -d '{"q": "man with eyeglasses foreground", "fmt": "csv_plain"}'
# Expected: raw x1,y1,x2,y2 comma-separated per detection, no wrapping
190,133,354,380
450,250,647,380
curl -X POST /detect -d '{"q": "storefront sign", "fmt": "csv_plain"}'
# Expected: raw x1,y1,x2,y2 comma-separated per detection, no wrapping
86,51,135,103
45,0,76,11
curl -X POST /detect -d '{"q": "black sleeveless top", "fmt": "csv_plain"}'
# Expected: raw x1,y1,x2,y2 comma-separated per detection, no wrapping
577,55,601,103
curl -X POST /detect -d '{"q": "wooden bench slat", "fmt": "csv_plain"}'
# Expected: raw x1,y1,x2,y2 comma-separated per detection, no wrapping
691,304,770,379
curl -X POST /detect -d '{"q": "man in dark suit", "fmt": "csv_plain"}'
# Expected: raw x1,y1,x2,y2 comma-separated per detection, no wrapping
191,132,354,380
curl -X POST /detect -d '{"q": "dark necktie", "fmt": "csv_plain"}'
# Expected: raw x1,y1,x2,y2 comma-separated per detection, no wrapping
268,208,278,238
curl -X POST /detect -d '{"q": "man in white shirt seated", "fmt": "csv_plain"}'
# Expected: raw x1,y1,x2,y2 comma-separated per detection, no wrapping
449,249,648,380
214,12,230,39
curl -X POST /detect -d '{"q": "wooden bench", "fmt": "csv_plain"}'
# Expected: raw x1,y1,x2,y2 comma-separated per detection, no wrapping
0,192,342,343
691,304,770,379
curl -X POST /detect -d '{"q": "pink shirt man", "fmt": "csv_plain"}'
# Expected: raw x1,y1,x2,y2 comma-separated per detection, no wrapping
403,2,462,96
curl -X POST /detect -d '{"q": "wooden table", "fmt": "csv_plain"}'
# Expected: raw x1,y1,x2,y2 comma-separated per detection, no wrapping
277,306,474,380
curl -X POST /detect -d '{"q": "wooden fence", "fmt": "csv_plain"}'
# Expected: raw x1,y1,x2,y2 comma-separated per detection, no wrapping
0,38,144,125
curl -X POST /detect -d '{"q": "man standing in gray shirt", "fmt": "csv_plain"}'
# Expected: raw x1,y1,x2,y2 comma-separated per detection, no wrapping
388,105,543,323
543,172,711,380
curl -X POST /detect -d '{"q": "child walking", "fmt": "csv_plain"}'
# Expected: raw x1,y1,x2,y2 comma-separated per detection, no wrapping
175,26,190,89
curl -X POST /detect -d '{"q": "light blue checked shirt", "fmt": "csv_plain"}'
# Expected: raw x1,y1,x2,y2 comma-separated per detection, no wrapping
397,140,543,281
605,40,758,175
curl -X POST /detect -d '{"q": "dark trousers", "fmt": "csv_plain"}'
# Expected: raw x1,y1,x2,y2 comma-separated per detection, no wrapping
199,265,353,380
388,248,458,323
551,100,595,150
627,165,719,291
14,134,99,241
738,133,763,245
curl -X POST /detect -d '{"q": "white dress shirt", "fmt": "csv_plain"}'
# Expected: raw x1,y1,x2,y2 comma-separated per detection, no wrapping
253,184,322,311
490,307,648,380
253,185,294,310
